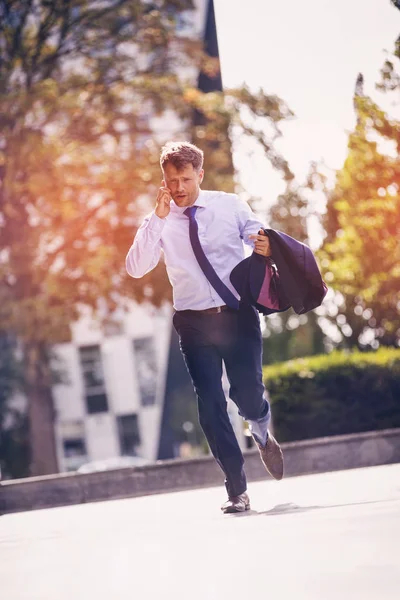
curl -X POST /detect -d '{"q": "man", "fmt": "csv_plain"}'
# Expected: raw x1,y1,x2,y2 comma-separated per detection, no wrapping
126,141,283,513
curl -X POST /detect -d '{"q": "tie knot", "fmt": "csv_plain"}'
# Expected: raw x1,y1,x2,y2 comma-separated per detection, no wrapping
184,206,198,219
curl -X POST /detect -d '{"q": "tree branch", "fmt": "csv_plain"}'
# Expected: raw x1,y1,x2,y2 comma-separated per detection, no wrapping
41,197,117,272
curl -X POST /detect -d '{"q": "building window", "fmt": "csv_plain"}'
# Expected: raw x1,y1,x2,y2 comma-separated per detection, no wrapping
133,337,157,406
117,414,140,456
60,421,87,471
86,393,108,414
63,438,86,458
79,345,109,414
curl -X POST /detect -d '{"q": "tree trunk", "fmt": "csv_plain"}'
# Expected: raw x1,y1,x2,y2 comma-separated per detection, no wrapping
25,343,58,476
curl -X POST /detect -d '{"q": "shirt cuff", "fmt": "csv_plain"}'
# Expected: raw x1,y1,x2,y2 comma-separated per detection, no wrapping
147,212,167,233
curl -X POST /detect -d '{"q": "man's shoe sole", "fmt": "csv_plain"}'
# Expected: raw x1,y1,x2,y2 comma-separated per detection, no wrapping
222,503,250,514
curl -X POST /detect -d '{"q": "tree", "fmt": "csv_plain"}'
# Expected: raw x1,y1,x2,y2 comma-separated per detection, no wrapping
320,72,400,348
313,1,400,351
0,1,294,475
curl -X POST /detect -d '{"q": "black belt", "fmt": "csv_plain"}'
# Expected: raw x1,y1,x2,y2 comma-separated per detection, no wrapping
177,305,233,315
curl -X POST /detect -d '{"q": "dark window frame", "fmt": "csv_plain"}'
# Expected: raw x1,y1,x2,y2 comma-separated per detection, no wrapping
79,345,109,414
117,414,141,456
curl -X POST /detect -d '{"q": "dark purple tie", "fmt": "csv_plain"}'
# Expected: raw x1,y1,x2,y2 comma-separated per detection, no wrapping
184,206,239,310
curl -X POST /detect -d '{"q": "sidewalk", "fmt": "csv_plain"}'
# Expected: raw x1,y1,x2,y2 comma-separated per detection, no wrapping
1,464,399,600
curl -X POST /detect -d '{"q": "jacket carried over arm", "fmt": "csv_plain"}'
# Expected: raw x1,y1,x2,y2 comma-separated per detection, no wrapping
230,229,328,315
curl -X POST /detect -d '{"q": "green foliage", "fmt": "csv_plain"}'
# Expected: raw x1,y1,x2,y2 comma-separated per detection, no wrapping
0,1,295,344
0,414,30,480
0,333,30,479
319,74,400,348
264,348,400,442
263,311,325,365
0,0,198,340
0,335,18,409
318,5,400,349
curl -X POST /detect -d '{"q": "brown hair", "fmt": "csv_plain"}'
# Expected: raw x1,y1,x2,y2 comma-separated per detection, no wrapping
160,141,204,172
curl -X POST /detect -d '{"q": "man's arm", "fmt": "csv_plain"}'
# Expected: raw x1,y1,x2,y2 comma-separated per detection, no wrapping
126,185,172,278
236,197,272,257
125,213,165,278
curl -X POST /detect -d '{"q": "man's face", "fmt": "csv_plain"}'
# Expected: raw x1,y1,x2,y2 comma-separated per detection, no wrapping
162,162,204,207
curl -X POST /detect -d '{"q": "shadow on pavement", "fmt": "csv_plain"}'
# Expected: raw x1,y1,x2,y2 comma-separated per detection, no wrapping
226,498,399,517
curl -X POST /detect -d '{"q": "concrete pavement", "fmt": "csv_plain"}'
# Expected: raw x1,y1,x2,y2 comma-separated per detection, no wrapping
1,463,400,600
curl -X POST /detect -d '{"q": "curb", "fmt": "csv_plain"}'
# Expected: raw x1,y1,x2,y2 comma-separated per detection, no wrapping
1,428,400,515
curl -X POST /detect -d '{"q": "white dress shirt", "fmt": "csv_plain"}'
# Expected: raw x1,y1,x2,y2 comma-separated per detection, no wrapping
126,190,265,311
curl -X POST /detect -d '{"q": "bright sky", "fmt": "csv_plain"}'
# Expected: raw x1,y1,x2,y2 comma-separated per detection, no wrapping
214,0,400,209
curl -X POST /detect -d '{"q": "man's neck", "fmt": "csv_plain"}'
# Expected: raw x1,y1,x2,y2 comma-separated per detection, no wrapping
191,188,201,206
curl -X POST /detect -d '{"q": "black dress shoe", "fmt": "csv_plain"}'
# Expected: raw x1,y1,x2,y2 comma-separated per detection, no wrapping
221,492,250,514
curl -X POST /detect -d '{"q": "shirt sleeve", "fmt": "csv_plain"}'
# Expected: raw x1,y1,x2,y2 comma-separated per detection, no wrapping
125,212,165,278
235,197,266,248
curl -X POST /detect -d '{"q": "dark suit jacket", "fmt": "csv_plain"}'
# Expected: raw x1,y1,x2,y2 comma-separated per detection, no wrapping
230,229,328,315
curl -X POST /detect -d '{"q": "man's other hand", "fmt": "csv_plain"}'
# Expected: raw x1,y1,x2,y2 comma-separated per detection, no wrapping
155,184,172,219
249,229,272,257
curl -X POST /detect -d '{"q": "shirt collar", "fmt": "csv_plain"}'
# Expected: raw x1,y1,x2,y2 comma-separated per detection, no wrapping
193,189,207,208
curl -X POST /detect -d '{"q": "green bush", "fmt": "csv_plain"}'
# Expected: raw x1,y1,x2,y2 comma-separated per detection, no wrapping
264,348,400,442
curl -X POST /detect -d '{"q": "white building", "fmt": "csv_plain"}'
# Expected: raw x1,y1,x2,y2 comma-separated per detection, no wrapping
52,302,172,472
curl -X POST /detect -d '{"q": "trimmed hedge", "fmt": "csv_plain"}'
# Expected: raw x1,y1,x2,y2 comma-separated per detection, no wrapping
264,348,400,442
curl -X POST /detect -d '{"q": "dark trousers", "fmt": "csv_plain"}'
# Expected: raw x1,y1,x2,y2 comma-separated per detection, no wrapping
173,303,269,497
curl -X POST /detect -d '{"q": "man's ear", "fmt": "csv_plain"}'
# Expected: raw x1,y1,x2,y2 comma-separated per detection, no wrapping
199,169,204,184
